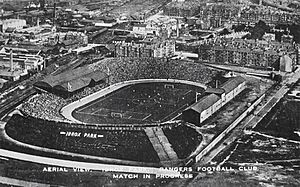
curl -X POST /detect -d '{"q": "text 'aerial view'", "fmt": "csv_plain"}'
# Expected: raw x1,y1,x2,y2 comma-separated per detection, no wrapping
0,0,300,186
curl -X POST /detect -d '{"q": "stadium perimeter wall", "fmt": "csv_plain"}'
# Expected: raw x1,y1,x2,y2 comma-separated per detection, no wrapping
0,149,179,176
61,79,207,125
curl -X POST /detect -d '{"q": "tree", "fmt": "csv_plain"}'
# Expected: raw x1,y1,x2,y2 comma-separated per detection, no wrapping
249,20,270,40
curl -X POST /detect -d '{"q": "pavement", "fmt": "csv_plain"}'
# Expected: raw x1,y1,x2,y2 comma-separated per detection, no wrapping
144,127,178,166
247,66,300,129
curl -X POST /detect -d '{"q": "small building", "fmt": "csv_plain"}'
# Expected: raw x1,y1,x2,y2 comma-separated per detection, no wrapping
0,19,26,32
132,23,160,36
94,18,117,28
0,78,8,88
0,69,26,81
72,44,108,55
281,34,294,43
132,24,147,35
280,54,293,72
263,33,276,41
132,17,180,38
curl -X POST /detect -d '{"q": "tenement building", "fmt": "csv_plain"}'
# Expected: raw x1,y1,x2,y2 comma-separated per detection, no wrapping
114,37,175,58
237,6,300,26
163,0,200,17
197,4,241,29
198,38,298,71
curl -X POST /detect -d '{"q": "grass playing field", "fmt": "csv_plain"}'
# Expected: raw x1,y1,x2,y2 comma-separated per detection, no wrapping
72,82,205,124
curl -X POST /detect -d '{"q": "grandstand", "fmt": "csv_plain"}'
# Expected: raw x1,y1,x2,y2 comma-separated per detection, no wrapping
34,65,108,98
183,76,246,125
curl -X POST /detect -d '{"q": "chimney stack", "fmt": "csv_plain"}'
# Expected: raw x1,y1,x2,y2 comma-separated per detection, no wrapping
176,18,179,38
53,2,56,25
10,49,14,72
37,17,40,27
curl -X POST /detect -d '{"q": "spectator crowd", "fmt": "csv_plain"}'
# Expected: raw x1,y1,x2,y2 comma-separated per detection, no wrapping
20,84,107,121
21,57,219,121
92,57,219,85
6,114,160,163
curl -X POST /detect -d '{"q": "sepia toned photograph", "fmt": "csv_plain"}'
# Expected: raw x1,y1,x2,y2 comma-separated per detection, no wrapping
0,0,299,186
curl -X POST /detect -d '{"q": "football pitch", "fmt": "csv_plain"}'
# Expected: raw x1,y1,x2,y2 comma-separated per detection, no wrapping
72,82,205,124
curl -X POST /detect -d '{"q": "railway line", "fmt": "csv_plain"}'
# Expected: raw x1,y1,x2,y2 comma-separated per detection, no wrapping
0,88,36,119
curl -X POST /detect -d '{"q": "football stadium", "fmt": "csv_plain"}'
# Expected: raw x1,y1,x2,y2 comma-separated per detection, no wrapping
70,81,206,124
4,58,247,168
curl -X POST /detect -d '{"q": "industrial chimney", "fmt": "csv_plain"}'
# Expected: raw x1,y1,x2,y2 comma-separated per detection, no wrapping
53,2,56,25
176,18,179,38
10,49,14,72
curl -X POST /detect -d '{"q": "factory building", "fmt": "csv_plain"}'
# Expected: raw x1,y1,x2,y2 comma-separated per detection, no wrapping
0,47,44,81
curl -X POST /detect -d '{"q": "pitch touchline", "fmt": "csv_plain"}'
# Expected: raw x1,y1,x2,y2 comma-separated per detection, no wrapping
142,114,152,121
75,111,150,121
77,85,133,112
161,103,190,122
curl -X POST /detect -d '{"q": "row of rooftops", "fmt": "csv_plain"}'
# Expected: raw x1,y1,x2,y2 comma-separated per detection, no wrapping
165,1,205,9
205,46,280,55
198,4,241,14
164,2,300,23
241,6,300,16
199,38,297,54
112,36,175,46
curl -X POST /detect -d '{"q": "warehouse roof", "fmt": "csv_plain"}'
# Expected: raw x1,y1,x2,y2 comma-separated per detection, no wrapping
220,76,246,94
186,94,220,114
205,87,225,95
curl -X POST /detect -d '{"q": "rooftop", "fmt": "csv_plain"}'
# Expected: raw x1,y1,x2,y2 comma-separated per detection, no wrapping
220,76,246,94
188,94,220,114
35,65,107,93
